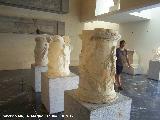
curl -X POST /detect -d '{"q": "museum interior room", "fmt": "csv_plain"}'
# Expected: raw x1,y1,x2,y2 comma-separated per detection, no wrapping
0,0,160,120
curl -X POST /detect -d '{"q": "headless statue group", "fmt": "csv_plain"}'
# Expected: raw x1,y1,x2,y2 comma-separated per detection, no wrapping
34,34,71,77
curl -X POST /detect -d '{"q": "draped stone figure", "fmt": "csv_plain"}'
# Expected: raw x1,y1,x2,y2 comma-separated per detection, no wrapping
47,35,71,77
76,28,121,103
34,34,49,66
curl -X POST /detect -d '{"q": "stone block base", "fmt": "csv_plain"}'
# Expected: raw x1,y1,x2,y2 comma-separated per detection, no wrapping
148,60,160,80
31,64,48,92
123,65,142,75
64,90,132,120
41,73,79,114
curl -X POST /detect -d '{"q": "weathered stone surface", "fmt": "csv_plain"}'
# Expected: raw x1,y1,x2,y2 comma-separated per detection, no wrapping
64,90,132,120
152,47,160,61
47,35,71,77
34,34,50,67
31,64,48,92
41,72,79,114
0,16,65,35
0,0,69,13
76,28,121,103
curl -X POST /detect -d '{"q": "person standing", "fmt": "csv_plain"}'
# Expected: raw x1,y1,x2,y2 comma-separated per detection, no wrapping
115,40,131,90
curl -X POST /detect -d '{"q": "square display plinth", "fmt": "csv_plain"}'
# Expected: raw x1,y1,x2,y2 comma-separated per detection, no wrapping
148,60,160,80
31,64,48,92
64,90,132,120
41,72,79,114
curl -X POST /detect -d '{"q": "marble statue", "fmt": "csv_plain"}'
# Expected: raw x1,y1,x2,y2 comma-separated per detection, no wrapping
76,28,121,103
47,35,71,77
34,34,49,66
153,47,160,61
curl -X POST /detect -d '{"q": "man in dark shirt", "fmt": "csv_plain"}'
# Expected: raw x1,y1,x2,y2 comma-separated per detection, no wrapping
115,40,131,90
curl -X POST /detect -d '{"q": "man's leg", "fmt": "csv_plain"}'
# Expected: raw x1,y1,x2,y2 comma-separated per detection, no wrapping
117,74,121,87
115,74,121,86
118,73,123,90
115,66,123,90
115,74,123,91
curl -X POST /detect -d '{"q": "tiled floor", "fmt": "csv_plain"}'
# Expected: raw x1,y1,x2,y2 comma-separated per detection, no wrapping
0,67,160,120
121,74,160,120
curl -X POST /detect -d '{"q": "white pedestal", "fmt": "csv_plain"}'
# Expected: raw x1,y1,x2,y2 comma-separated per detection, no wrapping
123,65,142,75
31,64,48,92
64,90,132,120
148,60,160,80
41,72,79,114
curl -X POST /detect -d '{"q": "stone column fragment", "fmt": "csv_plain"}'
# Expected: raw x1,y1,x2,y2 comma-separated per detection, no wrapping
34,34,49,66
76,28,121,103
47,35,71,77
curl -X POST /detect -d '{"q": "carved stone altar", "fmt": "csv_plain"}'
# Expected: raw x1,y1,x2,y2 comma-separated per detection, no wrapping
123,49,142,75
32,34,49,92
64,29,132,120
34,34,49,66
47,35,71,77
76,28,121,104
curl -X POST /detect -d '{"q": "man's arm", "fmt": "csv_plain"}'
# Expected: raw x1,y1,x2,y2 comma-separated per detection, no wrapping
126,55,131,67
125,50,131,67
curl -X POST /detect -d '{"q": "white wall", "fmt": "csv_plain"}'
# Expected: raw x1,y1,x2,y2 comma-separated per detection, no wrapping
0,0,83,70
0,33,36,70
119,7,160,74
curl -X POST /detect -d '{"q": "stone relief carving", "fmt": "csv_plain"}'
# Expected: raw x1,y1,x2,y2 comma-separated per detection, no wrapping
34,34,49,66
0,0,69,14
47,35,71,77
0,16,65,35
92,28,121,41
76,28,121,103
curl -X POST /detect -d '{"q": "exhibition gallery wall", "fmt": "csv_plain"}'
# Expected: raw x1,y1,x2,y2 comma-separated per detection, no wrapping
0,0,159,75
0,0,83,70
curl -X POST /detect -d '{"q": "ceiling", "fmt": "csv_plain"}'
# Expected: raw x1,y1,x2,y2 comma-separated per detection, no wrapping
96,11,149,23
94,3,160,24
